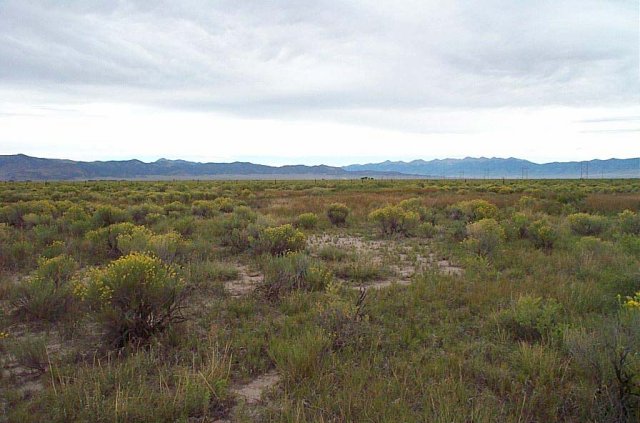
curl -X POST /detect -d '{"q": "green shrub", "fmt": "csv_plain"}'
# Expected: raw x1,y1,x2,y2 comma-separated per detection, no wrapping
9,348,231,422
185,260,239,286
164,201,188,215
212,197,235,213
191,200,219,218
84,222,136,260
368,205,419,236
564,312,640,421
417,222,437,238
0,203,28,227
620,234,640,257
518,195,537,210
451,199,498,222
34,254,77,289
619,210,640,235
214,207,257,253
448,220,468,242
81,252,186,347
33,223,58,246
568,213,608,236
23,212,50,229
41,240,66,259
4,239,35,270
117,226,185,262
334,255,389,282
398,198,428,221
129,204,164,224
7,335,49,373
529,219,558,251
172,215,195,237
497,295,562,342
317,245,351,262
326,203,350,226
62,206,93,236
259,253,332,300
295,212,319,230
268,326,329,381
509,212,531,240
0,201,55,228
464,218,505,257
11,256,77,322
315,283,372,351
250,224,306,256
91,205,128,228
12,277,74,322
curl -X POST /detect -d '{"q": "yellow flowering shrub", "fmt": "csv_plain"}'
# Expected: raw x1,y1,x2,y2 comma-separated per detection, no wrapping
250,224,306,256
368,205,419,235
212,197,236,213
624,292,640,309
86,252,185,347
450,199,498,222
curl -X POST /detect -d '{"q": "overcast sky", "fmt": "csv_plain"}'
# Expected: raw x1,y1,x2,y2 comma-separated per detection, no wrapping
0,0,638,165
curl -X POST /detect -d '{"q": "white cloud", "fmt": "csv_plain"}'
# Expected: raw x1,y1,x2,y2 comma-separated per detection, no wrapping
0,103,638,165
0,0,638,163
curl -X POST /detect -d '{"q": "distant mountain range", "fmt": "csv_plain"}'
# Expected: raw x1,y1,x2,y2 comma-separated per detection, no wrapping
0,154,409,181
0,154,639,180
344,157,640,179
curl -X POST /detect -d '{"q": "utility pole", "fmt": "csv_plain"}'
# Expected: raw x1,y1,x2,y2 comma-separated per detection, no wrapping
586,162,589,179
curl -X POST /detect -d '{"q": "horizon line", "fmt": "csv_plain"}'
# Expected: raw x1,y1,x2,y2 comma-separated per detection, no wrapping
3,153,640,168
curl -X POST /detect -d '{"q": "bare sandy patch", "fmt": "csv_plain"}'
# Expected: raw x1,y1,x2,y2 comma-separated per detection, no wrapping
231,370,280,405
308,234,463,290
225,265,262,297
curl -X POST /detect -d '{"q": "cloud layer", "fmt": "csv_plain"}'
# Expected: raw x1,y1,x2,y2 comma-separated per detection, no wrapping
2,0,637,113
0,1,638,163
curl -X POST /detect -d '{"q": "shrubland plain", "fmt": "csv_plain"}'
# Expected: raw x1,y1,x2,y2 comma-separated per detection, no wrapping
1,178,640,422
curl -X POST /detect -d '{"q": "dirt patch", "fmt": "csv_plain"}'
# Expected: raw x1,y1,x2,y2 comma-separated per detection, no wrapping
436,259,464,276
308,235,463,289
1,364,45,396
214,370,280,422
0,331,69,401
308,234,386,253
231,370,280,405
225,265,262,297
354,279,412,290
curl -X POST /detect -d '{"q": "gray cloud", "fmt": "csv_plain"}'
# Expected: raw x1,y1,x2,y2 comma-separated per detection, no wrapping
0,0,638,117
579,116,640,123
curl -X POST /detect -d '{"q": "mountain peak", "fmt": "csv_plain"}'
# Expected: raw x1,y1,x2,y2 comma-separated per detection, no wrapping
342,157,640,178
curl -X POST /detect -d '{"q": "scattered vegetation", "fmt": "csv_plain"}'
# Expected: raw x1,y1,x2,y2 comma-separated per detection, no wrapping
1,178,640,421
326,202,350,226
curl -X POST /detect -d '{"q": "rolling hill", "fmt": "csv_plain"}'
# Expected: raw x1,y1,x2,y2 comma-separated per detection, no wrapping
1,154,639,180
0,154,409,181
